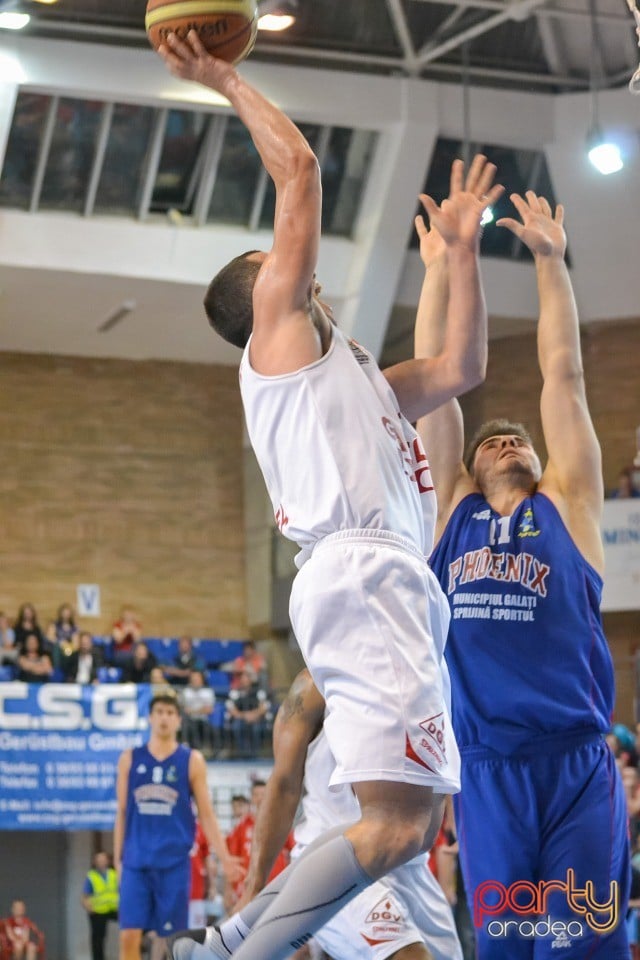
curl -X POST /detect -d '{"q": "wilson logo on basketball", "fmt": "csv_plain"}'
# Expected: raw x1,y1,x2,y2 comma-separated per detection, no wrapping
157,18,229,40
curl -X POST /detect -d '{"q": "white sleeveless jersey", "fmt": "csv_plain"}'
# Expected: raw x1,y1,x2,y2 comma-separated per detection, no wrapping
239,327,437,566
294,725,359,847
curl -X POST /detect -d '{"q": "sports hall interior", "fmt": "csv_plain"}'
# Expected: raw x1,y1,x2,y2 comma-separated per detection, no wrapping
0,1,639,956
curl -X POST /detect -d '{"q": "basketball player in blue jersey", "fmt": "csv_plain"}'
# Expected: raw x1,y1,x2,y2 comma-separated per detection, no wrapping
416,192,630,958
114,688,244,960
158,28,503,960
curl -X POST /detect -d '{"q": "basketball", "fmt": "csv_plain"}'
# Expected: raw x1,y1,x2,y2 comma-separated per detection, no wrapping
145,0,259,65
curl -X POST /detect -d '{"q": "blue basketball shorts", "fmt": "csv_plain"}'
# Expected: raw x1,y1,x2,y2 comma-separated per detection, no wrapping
454,732,631,959
119,859,190,936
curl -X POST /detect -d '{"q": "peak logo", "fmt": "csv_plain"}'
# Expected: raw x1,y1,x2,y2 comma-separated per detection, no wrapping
551,929,572,949
474,870,619,936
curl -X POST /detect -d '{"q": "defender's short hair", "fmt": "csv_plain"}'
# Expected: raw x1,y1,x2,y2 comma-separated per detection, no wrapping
464,418,533,474
204,251,262,349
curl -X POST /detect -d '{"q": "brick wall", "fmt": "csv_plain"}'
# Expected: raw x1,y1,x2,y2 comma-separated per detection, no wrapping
1,316,638,716
0,352,247,638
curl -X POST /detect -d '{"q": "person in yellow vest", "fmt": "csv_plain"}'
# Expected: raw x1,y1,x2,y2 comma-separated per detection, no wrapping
81,851,119,960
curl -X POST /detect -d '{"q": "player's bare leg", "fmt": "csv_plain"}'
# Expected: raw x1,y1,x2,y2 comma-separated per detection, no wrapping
346,781,444,879
151,934,167,960
120,928,143,960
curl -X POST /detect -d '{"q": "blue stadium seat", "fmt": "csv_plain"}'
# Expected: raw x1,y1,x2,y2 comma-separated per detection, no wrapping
0,665,16,681
206,670,231,696
145,637,179,664
97,666,123,683
209,699,226,729
198,639,246,667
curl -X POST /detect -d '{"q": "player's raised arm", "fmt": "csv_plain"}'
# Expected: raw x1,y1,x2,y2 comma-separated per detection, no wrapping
158,31,322,374
384,155,502,424
241,670,325,902
497,193,604,570
411,177,476,535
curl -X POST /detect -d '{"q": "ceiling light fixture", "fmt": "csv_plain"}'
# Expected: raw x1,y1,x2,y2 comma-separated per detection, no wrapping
586,0,623,174
258,13,295,31
587,133,623,175
0,11,30,28
257,0,296,32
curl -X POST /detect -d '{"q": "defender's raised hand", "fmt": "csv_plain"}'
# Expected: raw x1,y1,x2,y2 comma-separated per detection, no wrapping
414,209,446,269
497,191,566,259
419,154,504,253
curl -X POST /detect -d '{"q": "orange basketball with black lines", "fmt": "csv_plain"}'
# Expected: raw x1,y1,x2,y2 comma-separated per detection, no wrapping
145,0,258,65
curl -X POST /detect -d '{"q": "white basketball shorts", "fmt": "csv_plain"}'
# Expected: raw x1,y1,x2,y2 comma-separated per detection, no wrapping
289,529,461,793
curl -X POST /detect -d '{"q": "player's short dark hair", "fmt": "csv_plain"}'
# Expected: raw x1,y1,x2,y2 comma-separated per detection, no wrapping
149,687,180,713
464,418,533,474
204,251,262,349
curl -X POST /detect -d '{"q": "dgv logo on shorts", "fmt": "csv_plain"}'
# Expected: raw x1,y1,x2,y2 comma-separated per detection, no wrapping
418,712,447,766
362,894,405,946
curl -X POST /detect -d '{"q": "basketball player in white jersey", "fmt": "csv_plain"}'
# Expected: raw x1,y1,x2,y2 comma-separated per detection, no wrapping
169,669,462,960
159,30,503,960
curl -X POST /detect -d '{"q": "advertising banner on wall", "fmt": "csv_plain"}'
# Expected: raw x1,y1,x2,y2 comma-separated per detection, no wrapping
601,499,640,612
0,683,150,830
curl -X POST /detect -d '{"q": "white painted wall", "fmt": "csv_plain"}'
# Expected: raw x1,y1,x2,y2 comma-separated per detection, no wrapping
0,34,639,365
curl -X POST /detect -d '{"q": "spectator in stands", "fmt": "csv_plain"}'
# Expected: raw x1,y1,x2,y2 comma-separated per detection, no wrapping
111,607,142,658
149,666,167,689
181,670,215,755
607,722,638,768
1,900,42,960
225,665,270,758
121,641,157,683
230,794,250,827
622,765,640,843
230,640,266,691
0,612,17,665
81,851,119,960
189,821,215,928
43,621,62,667
64,631,104,685
16,634,53,683
54,602,79,647
224,780,294,911
13,604,44,652
163,636,206,687
609,466,640,499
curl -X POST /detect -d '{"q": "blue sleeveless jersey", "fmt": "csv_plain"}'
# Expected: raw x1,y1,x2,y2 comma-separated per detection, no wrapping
429,492,614,755
123,743,195,869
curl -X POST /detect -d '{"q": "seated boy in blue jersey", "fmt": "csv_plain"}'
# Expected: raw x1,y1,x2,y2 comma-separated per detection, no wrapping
415,192,630,959
114,689,244,960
